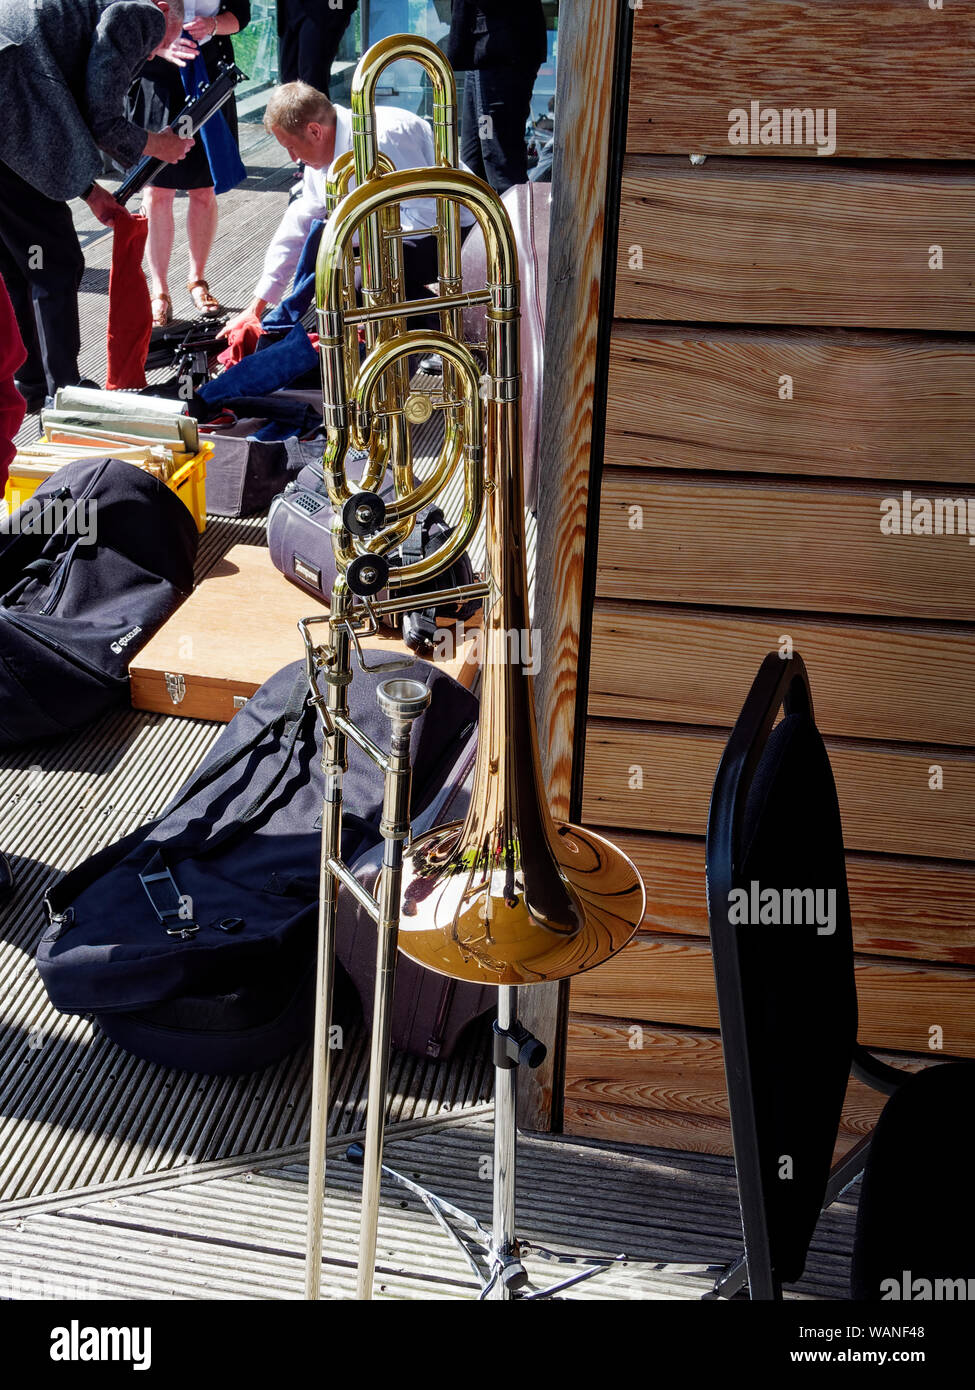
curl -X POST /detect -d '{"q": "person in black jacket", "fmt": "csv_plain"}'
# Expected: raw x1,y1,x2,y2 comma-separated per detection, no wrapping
0,0,194,408
277,0,359,96
130,2,252,324
445,0,547,195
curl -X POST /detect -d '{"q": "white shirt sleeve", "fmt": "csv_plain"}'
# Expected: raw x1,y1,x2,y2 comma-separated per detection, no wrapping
254,168,330,305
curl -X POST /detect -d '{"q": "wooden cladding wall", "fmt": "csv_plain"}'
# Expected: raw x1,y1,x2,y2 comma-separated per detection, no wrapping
564,2,975,1155
626,2,975,161
616,161,975,330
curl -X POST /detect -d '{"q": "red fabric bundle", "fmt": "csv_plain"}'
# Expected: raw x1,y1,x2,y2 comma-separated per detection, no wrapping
0,273,27,489
106,210,152,392
217,311,265,368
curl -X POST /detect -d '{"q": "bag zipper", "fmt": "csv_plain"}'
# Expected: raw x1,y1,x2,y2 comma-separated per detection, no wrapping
0,608,124,687
38,538,81,615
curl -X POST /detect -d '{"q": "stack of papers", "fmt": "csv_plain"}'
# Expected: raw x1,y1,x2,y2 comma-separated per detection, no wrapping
40,388,199,459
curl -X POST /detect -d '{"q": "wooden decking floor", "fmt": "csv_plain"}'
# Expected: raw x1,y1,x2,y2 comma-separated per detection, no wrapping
0,1110,858,1300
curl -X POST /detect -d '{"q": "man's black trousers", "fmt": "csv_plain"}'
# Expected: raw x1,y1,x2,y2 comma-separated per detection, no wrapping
278,7,357,96
461,64,540,195
0,161,83,398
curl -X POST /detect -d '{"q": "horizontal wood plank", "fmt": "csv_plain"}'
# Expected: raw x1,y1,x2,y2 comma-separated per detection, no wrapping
605,325,975,485
611,832,975,966
616,159,975,330
562,1097,865,1159
562,1020,936,1156
564,1018,929,1135
570,936,975,1056
588,603,975,746
596,472,975,620
563,1099,737,1155
583,722,975,860
628,2,975,160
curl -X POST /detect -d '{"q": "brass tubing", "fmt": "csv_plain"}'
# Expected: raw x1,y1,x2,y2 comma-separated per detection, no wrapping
344,289,491,324
352,328,482,556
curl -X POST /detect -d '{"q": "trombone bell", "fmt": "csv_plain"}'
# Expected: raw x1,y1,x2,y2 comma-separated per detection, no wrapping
399,819,646,985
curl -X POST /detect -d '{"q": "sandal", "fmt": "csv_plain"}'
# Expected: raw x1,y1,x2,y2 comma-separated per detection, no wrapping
151,292,172,328
187,279,221,317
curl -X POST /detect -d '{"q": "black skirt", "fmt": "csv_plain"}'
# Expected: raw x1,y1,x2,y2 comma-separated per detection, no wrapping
128,42,241,193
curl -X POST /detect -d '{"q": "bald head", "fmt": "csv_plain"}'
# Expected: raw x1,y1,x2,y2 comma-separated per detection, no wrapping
155,0,185,51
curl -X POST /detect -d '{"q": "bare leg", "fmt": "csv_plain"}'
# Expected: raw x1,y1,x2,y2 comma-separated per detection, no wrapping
142,185,177,298
186,185,218,286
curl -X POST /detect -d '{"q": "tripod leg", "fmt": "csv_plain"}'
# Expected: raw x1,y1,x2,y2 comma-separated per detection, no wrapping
356,681,431,1300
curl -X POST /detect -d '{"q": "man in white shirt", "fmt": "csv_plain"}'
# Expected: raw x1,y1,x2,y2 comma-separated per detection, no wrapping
222,82,474,339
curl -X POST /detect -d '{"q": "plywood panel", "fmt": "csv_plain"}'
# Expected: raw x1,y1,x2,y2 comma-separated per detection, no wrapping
628,2,975,160
616,159,975,330
605,325,975,485
614,832,975,966
588,603,975,746
569,936,975,1056
583,721,975,860
526,0,625,1132
596,472,975,621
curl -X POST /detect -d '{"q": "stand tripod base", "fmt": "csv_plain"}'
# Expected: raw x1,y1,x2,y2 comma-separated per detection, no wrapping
345,1142,628,1300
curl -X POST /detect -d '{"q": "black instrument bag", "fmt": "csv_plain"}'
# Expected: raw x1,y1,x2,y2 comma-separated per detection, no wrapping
36,656,489,1074
0,458,198,747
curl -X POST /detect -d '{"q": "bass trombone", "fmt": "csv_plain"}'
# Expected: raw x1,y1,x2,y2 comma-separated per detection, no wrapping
302,34,645,1301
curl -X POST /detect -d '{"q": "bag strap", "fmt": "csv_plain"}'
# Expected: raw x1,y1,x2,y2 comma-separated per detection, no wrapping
44,670,312,922
156,667,311,824
144,674,312,870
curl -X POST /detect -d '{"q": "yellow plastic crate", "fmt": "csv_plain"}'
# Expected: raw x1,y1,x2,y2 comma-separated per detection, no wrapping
3,443,210,533
168,444,210,533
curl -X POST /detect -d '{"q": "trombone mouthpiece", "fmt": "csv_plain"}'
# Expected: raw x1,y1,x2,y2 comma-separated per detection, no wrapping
377,678,431,721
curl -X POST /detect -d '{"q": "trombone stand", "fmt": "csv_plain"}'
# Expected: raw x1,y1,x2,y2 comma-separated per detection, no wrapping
303,661,627,1301
349,983,627,1301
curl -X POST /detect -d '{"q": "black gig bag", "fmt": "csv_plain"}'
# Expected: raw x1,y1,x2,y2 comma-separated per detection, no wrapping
0,458,198,747
36,657,481,1075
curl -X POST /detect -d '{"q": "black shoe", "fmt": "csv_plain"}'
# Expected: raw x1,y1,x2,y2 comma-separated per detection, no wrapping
0,852,13,896
14,380,46,414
